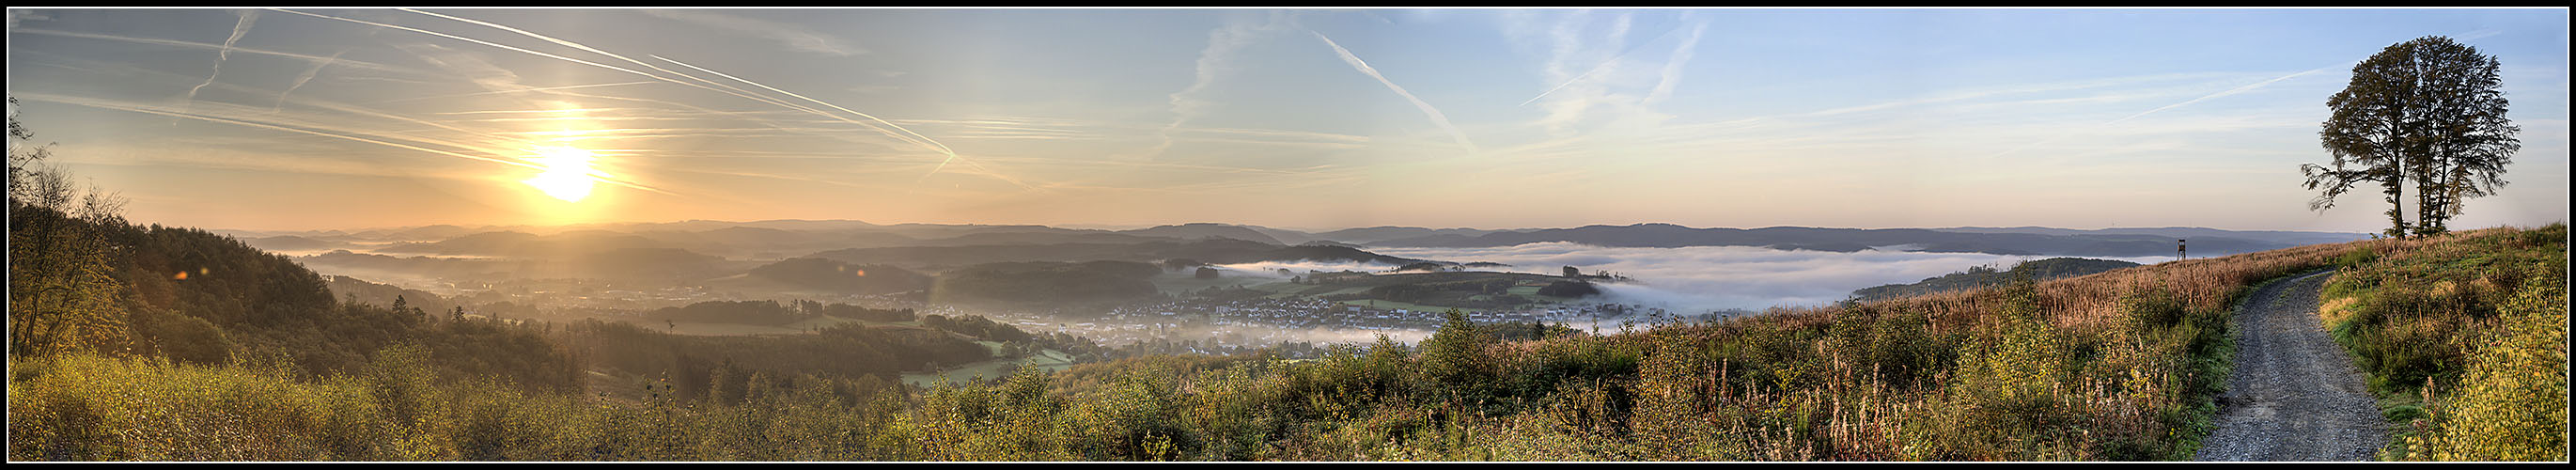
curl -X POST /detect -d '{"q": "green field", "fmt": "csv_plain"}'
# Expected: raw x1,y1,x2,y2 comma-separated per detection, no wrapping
617,315,896,337
900,349,1079,388
1146,271,1278,294
655,321,804,336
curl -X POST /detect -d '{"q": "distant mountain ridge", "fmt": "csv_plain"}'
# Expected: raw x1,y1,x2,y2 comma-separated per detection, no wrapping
235,220,2368,260
1357,223,2366,258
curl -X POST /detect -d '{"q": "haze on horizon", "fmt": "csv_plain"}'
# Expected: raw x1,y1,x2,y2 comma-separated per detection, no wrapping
7,8,2568,234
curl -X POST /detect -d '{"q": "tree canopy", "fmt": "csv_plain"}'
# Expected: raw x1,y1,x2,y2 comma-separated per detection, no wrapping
2306,36,2519,238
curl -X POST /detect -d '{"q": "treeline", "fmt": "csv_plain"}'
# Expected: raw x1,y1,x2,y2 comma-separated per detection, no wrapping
558,320,987,402
929,260,1164,305
1848,257,2142,303
644,300,913,326
744,258,932,294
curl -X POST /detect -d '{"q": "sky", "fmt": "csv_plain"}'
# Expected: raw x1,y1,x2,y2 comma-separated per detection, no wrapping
6,8,2568,233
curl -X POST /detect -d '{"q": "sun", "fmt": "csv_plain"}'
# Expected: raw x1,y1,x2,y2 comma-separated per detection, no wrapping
522,146,600,203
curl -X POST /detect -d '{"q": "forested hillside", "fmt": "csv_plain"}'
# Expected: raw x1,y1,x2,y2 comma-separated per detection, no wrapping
1850,258,2144,302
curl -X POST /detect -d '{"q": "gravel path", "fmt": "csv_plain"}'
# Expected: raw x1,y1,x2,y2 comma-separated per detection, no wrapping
2193,270,2389,462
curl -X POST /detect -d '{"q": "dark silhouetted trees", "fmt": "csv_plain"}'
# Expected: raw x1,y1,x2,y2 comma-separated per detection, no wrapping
2307,36,2520,238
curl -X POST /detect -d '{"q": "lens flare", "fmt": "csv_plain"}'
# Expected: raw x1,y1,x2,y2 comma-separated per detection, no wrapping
522,146,599,202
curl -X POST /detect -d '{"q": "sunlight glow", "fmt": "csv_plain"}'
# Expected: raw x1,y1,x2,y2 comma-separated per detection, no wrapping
522,146,601,202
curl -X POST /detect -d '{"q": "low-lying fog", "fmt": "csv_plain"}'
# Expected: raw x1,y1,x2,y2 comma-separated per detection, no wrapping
1224,243,2176,315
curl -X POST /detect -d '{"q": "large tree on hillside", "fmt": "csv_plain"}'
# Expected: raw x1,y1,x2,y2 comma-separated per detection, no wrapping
2305,36,2520,238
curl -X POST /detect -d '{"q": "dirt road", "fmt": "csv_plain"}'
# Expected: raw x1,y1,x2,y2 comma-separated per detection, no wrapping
2193,269,2388,462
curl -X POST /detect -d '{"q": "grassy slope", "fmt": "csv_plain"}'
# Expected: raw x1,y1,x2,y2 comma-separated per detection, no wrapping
2308,224,2567,461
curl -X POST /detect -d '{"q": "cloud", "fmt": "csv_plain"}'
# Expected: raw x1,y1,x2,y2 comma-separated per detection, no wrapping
1310,30,1479,155
638,9,866,56
1210,259,1409,278
1148,11,1295,160
1643,22,1706,106
1502,11,1710,137
6,27,426,76
280,8,1022,191
2101,66,2336,126
1986,66,2342,159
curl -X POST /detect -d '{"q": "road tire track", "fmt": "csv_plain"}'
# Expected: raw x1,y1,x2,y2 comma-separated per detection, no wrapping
2194,269,2389,462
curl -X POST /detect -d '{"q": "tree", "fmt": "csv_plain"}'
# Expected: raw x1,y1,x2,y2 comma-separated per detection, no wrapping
1417,308,1495,402
2307,36,2520,238
8,96,132,355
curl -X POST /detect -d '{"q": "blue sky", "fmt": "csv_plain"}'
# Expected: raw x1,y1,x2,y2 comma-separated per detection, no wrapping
6,8,2567,232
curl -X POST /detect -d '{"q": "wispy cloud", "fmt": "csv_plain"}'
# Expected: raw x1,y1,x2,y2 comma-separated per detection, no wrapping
1148,11,1293,160
8,28,422,76
1310,30,1478,155
1988,65,2340,159
372,81,660,103
273,46,348,112
184,9,258,106
1516,13,1695,108
1506,11,1708,136
22,92,545,172
1643,22,1706,106
638,8,866,56
273,8,1026,192
2101,67,2335,126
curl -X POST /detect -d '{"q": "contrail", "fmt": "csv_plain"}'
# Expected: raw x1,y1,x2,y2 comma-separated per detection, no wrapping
2101,66,2333,125
185,9,258,106
1989,65,2336,159
1516,16,1691,107
372,81,659,103
1311,30,1478,154
28,92,670,196
29,93,537,171
648,55,953,157
275,8,1025,191
34,49,540,158
645,55,1030,190
273,47,347,112
394,8,948,154
379,8,1012,187
9,28,420,75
